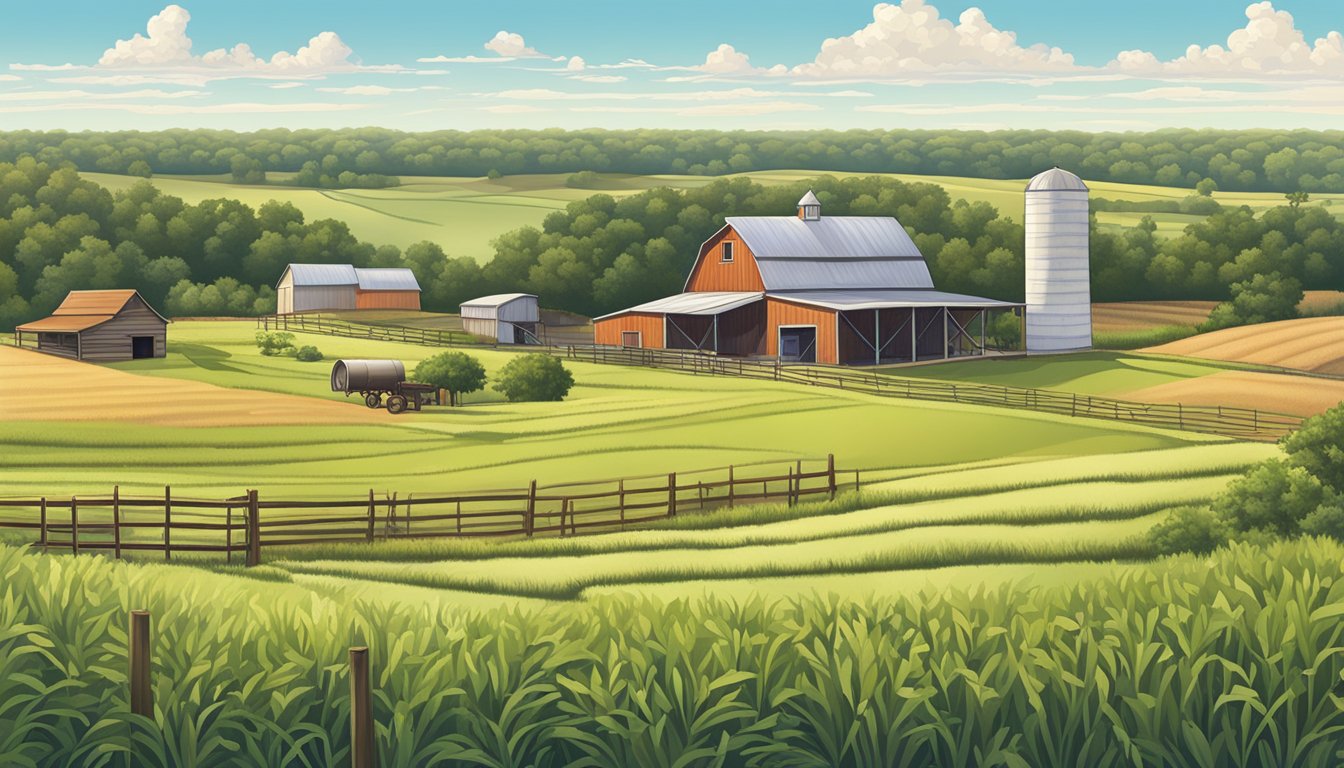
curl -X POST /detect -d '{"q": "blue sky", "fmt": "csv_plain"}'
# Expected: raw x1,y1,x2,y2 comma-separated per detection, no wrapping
2,0,1341,131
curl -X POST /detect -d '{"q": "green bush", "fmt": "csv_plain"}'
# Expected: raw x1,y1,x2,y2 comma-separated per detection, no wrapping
986,311,1021,350
254,331,295,356
1301,504,1344,539
1281,403,1344,493
293,345,323,362
565,170,602,189
1148,506,1229,555
413,351,486,406
1200,272,1303,332
1212,459,1335,537
493,354,574,402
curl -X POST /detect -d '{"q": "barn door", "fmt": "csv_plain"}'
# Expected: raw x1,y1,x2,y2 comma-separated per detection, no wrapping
131,336,155,359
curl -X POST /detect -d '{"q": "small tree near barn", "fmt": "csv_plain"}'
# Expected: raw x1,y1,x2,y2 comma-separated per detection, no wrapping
494,354,574,402
414,351,487,406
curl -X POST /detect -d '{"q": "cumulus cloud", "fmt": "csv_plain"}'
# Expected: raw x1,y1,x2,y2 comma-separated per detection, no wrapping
1109,2,1343,76
566,56,586,71
792,0,1076,78
484,31,545,58
15,4,386,80
315,85,440,95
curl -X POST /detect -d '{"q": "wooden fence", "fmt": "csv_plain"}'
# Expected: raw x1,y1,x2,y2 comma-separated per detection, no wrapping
258,314,1302,441
0,457,851,566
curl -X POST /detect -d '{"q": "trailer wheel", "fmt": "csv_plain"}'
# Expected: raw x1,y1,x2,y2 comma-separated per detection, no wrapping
386,395,408,414
364,393,382,408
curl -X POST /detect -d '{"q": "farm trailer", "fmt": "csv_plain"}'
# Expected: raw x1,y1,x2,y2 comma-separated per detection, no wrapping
330,358,441,414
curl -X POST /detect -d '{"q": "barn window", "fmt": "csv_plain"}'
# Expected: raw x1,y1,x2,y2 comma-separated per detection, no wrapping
721,242,734,262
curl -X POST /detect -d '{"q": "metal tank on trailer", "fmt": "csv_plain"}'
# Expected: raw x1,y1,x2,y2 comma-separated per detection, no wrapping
1024,167,1092,352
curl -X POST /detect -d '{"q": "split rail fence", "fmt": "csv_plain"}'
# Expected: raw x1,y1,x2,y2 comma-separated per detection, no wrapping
0,457,852,566
259,314,1303,441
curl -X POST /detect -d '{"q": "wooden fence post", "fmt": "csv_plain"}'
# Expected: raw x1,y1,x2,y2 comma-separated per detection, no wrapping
727,466,735,509
39,498,47,551
70,497,79,555
525,481,537,536
112,485,122,560
226,504,233,564
163,486,172,561
245,490,260,568
618,479,626,529
405,494,412,538
668,473,678,518
349,647,374,768
827,454,837,500
129,610,153,719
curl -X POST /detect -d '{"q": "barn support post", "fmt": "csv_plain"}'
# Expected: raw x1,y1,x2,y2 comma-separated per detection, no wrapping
245,490,260,568
827,454,837,500
874,309,880,366
349,647,374,768
525,481,537,536
909,308,917,362
668,473,678,518
942,307,950,360
70,497,79,555
39,498,47,551
129,610,153,720
112,485,122,560
163,486,172,561
979,309,986,355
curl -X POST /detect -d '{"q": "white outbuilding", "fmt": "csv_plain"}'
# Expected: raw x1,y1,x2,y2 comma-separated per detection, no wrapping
1024,167,1091,352
460,293,542,344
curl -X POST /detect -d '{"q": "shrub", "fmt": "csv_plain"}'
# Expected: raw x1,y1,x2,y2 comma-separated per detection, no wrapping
293,345,323,362
565,170,602,189
1196,177,1218,196
1301,504,1344,539
1149,506,1229,555
493,353,574,402
986,311,1021,350
254,331,295,356
1212,460,1330,536
413,351,487,406
126,159,153,178
1281,402,1344,493
1200,271,1302,332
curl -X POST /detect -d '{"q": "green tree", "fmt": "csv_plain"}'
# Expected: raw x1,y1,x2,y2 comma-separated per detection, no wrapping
1281,403,1344,494
987,311,1022,351
1148,506,1229,555
1286,190,1310,208
126,159,153,178
1212,460,1332,537
1195,177,1218,196
414,351,487,406
1200,272,1302,331
493,354,574,402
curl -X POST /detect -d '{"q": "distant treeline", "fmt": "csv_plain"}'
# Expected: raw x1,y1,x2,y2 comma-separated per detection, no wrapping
3,127,1344,192
2,157,1342,330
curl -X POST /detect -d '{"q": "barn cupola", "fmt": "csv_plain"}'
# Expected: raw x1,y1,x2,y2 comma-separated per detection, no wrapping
797,190,821,221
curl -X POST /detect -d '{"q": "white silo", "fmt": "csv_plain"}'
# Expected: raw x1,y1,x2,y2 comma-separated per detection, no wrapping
1024,167,1091,352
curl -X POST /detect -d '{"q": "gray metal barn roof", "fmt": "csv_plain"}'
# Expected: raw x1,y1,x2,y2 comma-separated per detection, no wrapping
460,293,537,308
281,264,420,291
772,290,1019,311
715,216,934,292
595,291,762,320
353,268,421,291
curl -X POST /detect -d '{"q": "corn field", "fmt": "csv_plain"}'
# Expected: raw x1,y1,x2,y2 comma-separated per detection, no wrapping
3,539,1344,767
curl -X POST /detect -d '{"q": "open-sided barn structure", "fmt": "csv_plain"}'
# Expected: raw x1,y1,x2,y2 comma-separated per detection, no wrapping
276,264,421,314
594,193,1019,365
460,293,542,344
14,289,167,361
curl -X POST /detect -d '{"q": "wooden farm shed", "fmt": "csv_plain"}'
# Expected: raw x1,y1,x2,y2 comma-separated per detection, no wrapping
14,289,167,362
276,264,421,314
460,293,542,344
594,192,1020,365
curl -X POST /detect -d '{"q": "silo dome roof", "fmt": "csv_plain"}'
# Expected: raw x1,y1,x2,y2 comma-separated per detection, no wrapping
1026,167,1088,192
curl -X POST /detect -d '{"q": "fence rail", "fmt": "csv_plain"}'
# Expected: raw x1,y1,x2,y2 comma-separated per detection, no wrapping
259,314,1303,441
0,457,851,565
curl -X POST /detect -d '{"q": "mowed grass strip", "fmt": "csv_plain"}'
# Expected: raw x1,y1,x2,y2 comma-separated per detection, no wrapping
278,514,1162,599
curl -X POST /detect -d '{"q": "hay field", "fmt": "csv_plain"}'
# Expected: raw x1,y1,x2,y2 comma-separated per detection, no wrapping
1092,300,1217,332
1123,370,1344,417
1145,315,1344,375
0,346,382,427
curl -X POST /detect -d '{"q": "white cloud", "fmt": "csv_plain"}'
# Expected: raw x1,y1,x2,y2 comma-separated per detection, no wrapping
0,75,19,82
268,82,306,90
1109,2,1344,76
792,0,1076,79
480,104,546,114
487,87,866,102
484,30,545,58
315,84,440,95
0,88,205,101
0,101,368,115
565,56,586,71
14,4,391,81
570,74,627,83
697,44,753,74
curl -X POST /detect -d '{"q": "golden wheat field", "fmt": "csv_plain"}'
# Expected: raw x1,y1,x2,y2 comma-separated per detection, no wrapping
1092,301,1217,332
1144,315,1344,376
0,347,384,427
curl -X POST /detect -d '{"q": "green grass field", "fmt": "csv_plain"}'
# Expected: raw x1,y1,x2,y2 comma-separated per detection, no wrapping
0,320,1214,499
887,350,1237,395
83,169,1344,261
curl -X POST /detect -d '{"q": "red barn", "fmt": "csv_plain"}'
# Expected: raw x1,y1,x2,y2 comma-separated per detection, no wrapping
594,192,1019,365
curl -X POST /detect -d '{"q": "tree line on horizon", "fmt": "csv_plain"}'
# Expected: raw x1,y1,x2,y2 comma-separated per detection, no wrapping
1,156,1341,331
2,127,1344,193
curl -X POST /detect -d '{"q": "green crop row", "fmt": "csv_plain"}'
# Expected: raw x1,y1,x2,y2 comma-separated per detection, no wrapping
5,539,1344,766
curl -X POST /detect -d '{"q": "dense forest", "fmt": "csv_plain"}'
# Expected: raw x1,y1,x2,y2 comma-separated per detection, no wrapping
2,156,1341,330
3,127,1344,193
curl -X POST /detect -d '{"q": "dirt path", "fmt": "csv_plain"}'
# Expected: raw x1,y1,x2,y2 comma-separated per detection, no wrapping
0,347,386,427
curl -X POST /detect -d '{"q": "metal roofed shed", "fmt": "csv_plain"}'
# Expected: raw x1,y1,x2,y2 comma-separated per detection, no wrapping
276,263,421,314
14,289,168,361
460,293,542,344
